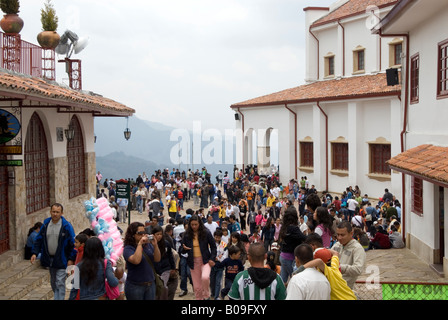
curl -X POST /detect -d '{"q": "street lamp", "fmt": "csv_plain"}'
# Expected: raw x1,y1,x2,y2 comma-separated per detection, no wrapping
124,117,131,141
65,124,75,142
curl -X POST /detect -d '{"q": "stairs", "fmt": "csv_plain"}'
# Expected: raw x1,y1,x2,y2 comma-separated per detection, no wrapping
0,250,54,300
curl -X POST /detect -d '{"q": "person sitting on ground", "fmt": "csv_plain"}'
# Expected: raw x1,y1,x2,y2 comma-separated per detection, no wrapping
368,225,391,250
389,225,405,249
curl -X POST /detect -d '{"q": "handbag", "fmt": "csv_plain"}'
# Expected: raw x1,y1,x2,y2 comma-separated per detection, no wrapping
142,251,164,297
104,259,120,300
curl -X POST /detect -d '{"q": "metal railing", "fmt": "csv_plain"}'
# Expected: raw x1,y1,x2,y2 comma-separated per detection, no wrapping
0,32,55,80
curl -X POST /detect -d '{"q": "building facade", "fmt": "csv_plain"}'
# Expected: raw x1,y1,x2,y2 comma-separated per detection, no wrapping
0,34,134,255
231,0,403,201
381,0,448,276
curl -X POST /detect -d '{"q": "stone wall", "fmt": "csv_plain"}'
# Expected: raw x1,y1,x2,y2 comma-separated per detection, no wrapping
9,152,96,251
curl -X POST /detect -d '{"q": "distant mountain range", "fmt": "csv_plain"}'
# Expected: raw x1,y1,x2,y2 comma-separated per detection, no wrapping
94,116,234,182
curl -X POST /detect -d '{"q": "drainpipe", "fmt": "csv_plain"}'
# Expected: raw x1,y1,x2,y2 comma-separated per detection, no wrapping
378,30,410,243
316,101,328,192
284,104,298,180
309,26,320,80
236,108,245,171
337,20,345,77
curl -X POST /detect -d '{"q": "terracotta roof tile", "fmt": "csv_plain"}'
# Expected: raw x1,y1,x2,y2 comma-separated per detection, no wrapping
0,70,135,116
311,0,398,27
231,73,400,108
387,144,448,185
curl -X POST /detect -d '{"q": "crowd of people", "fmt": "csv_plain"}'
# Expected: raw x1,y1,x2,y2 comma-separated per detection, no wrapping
26,166,404,300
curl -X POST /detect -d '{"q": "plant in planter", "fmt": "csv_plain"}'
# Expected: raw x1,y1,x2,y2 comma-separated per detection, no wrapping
0,0,24,34
37,0,60,49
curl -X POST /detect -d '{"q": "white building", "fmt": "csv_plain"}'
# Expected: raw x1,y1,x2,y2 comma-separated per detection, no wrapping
231,0,403,202
381,0,448,277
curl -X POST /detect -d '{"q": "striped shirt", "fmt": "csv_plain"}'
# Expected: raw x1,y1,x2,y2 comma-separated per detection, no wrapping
228,270,286,300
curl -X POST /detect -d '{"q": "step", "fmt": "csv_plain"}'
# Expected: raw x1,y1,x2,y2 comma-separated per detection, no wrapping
0,249,55,300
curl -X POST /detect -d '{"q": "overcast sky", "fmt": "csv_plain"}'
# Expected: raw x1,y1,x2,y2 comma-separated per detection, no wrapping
17,0,334,132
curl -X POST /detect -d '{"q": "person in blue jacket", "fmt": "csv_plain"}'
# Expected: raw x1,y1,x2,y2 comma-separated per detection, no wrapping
30,203,77,300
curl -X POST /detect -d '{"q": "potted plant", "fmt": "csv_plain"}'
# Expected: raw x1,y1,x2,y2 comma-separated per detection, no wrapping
37,0,60,49
0,0,24,34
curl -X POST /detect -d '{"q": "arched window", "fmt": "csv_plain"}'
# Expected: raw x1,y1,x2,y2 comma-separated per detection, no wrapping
25,113,50,214
67,116,86,198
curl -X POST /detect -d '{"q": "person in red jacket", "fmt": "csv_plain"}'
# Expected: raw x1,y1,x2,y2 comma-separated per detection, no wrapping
368,226,391,250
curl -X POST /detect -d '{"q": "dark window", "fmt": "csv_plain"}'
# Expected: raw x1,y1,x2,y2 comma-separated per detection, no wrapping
332,143,348,171
412,177,423,216
370,144,391,175
67,116,86,199
410,53,419,103
300,142,314,168
358,50,365,71
438,39,448,98
25,113,50,214
394,43,402,65
328,57,335,76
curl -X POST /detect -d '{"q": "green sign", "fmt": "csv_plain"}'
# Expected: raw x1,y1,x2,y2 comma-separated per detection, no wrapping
115,179,131,225
0,159,22,166
382,283,448,300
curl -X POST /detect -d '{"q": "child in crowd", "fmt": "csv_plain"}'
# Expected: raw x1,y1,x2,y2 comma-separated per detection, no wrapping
210,229,227,300
220,245,244,299
74,233,88,265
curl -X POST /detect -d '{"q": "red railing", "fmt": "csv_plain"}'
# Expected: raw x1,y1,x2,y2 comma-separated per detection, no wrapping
0,32,55,80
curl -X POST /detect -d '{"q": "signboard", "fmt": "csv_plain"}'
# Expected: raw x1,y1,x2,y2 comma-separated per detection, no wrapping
0,145,22,155
382,283,448,300
0,109,21,145
115,179,131,225
116,179,130,200
0,159,22,166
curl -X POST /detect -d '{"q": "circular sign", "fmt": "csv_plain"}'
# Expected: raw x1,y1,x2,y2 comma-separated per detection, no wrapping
0,109,21,145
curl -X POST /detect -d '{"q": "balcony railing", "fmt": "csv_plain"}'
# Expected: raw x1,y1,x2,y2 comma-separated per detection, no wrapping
0,32,55,80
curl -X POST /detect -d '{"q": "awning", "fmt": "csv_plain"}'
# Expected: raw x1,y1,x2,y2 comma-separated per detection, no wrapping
0,70,135,117
387,144,448,188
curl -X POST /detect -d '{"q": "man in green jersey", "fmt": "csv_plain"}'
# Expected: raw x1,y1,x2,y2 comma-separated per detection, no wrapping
228,242,286,300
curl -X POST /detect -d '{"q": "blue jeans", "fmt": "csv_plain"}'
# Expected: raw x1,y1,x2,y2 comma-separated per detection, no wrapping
280,255,295,284
209,267,224,299
179,256,191,292
136,198,143,213
125,280,155,300
50,267,67,300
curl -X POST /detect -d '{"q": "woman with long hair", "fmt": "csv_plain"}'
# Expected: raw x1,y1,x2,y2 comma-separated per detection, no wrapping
314,206,334,248
69,237,119,300
180,214,217,300
123,221,161,300
278,211,306,284
151,225,178,300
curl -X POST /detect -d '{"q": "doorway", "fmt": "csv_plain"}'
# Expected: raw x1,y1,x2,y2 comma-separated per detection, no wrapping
0,158,9,254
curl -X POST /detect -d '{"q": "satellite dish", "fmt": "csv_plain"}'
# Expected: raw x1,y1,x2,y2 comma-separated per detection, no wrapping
74,37,89,54
55,30,88,58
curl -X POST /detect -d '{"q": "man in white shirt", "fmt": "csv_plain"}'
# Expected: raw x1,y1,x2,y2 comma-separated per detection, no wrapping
286,243,330,300
204,214,219,235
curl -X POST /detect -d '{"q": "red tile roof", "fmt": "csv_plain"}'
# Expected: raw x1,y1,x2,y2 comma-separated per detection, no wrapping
387,145,448,185
231,73,401,108
311,0,398,27
0,71,134,116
